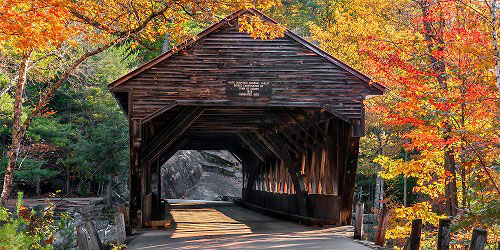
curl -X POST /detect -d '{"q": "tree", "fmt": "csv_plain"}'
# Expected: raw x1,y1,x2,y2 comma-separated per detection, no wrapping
310,0,499,246
0,0,286,205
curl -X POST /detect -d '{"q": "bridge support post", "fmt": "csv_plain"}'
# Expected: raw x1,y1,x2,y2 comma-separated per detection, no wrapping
288,166,309,217
129,118,142,230
340,134,360,225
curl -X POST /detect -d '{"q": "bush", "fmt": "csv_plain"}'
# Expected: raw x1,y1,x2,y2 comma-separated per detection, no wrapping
0,192,66,250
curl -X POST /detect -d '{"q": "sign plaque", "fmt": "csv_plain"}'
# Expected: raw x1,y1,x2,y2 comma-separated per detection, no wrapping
226,80,272,98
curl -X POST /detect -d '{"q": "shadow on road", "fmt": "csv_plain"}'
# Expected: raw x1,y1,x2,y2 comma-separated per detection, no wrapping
127,200,370,249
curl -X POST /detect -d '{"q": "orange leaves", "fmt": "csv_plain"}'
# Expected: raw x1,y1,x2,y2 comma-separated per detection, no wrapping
238,14,286,40
1,0,285,56
0,0,76,52
17,205,31,222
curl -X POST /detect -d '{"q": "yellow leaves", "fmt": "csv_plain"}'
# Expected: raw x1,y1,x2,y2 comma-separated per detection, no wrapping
238,14,286,40
386,202,443,240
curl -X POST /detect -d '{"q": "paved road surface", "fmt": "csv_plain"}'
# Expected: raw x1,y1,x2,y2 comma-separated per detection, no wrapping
126,200,372,249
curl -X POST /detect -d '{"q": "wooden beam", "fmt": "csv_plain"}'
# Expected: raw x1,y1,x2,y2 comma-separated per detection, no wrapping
129,118,142,229
279,132,306,155
340,135,360,225
267,133,298,156
437,218,451,250
229,151,243,165
253,130,283,160
242,133,275,159
322,104,352,124
141,102,177,124
158,138,188,166
236,133,266,162
351,118,365,137
293,108,339,150
253,130,309,217
282,108,326,148
142,106,203,163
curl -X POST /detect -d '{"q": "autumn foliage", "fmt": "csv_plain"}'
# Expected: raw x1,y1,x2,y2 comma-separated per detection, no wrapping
0,0,284,205
1,0,499,248
312,0,499,246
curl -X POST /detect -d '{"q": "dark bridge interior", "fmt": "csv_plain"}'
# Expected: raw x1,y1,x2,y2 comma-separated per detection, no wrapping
108,8,384,229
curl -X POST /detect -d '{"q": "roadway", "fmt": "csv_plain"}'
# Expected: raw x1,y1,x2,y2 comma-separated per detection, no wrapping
126,200,373,249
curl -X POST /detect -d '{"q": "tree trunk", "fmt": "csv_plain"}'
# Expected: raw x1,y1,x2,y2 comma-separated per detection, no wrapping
36,178,41,197
444,147,458,216
491,0,500,93
66,168,71,194
375,172,384,212
461,163,467,209
1,51,30,206
374,132,384,214
106,173,113,209
419,0,459,217
404,176,407,206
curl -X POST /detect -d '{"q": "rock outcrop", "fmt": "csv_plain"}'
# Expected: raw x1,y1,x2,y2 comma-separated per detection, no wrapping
161,150,242,201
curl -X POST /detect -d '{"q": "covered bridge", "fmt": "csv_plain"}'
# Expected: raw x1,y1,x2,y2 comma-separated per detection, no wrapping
108,8,384,229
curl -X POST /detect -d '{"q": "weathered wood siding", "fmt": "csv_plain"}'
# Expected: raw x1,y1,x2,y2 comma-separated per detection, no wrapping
112,19,380,121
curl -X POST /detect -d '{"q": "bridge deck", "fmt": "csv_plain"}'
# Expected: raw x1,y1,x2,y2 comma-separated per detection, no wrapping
126,200,372,249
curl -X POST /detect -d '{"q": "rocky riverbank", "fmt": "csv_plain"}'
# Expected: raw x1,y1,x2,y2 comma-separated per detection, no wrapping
161,150,242,201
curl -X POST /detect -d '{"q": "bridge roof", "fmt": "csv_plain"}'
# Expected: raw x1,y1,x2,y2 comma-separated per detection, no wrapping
108,8,384,137
108,8,384,92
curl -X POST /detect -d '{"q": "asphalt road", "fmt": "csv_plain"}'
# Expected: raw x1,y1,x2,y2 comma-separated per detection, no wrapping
126,200,372,249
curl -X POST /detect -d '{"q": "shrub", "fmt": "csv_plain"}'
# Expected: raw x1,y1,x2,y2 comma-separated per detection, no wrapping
0,192,63,250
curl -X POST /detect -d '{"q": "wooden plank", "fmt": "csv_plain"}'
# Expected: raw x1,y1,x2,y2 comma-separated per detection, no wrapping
144,219,172,229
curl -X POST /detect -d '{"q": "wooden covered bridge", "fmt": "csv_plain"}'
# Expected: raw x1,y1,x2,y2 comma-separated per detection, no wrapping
108,8,384,229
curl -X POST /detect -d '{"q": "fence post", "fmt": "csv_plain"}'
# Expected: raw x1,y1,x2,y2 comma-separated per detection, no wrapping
115,212,127,245
470,228,487,250
84,221,104,250
76,225,91,250
437,217,451,250
354,203,364,239
375,206,389,246
404,219,422,250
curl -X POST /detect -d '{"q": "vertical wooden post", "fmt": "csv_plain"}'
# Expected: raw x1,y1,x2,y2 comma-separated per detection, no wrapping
115,213,126,245
404,219,422,250
150,157,161,220
437,217,451,250
354,203,364,239
76,225,90,250
142,193,152,224
84,221,104,250
375,205,389,246
129,116,142,230
470,228,487,250
340,134,360,225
